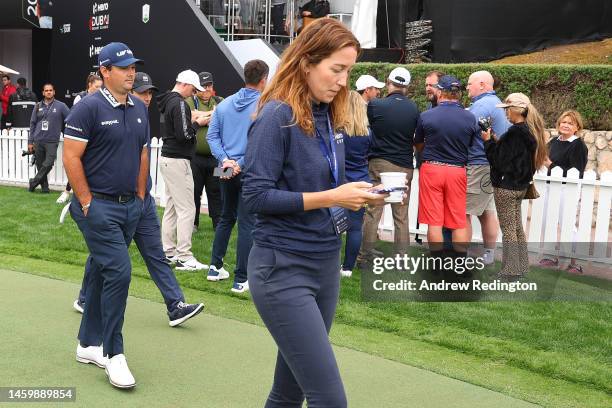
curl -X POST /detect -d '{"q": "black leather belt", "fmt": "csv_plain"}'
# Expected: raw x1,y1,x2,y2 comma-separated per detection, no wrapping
91,192,135,204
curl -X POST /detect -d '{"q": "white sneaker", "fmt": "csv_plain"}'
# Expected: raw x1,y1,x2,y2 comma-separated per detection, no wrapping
76,344,108,368
207,265,230,281
340,269,353,278
105,354,136,389
73,299,84,314
56,190,71,204
175,257,208,271
231,280,249,294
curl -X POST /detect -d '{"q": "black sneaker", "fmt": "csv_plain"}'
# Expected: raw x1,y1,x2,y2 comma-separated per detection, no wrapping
168,302,204,327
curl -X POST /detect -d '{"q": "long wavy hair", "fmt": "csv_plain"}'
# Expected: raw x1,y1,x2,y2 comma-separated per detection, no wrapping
506,94,549,169
343,90,369,137
256,18,360,135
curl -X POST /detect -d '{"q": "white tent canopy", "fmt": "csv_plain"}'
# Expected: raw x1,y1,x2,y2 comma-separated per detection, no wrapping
351,0,378,49
0,64,20,75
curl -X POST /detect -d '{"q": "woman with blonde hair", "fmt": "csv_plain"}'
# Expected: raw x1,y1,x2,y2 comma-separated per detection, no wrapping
340,90,372,278
482,92,548,279
547,110,588,176
242,18,387,407
539,110,588,272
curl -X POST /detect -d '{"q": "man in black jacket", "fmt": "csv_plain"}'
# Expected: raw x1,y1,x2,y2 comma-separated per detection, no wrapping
298,0,329,32
359,67,420,263
300,0,329,18
157,69,209,271
6,77,37,128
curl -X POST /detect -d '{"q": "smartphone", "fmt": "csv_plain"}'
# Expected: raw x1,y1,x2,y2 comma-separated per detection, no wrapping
371,186,408,194
213,167,234,177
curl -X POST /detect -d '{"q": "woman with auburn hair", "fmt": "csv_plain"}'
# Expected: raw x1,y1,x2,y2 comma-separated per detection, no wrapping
482,93,548,279
243,18,387,407
340,90,372,278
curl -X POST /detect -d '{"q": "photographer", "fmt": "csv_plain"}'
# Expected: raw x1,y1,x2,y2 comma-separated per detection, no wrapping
157,70,209,271
27,83,69,193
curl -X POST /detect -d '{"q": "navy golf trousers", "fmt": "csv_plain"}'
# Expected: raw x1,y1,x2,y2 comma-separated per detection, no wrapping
248,244,347,408
70,196,142,356
78,194,185,312
210,174,254,284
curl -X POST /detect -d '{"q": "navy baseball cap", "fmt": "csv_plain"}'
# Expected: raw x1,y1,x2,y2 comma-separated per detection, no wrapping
436,75,462,91
98,42,143,68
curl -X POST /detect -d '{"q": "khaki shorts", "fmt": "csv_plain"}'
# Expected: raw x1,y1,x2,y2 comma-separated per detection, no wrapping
466,164,495,216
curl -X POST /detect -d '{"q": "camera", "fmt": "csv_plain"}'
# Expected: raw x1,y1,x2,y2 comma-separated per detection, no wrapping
21,149,33,157
478,117,492,132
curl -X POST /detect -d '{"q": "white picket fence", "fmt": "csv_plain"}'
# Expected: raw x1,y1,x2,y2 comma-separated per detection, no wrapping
1,129,610,262
0,128,179,208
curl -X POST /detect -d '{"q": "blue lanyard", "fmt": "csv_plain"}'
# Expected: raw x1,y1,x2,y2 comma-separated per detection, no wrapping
193,96,199,110
315,114,339,188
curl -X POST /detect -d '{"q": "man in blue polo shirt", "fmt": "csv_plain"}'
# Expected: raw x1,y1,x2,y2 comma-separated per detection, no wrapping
465,70,510,264
72,72,205,329
414,75,480,263
63,42,148,389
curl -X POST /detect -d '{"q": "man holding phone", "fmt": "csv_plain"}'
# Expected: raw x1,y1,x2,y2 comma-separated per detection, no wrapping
206,60,268,293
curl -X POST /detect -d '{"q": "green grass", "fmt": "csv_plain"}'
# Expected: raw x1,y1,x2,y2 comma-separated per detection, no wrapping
1,185,611,408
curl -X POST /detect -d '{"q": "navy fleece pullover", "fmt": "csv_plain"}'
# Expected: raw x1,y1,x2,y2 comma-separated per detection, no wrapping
242,100,345,258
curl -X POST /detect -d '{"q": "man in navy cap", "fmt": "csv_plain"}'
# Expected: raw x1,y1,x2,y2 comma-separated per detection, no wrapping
63,42,149,389
72,71,205,330
414,75,480,264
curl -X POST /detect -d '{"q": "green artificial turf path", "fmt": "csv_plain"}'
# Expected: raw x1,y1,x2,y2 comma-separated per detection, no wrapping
1,268,539,408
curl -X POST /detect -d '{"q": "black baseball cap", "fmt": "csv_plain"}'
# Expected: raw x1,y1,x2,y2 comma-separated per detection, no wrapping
133,72,158,93
198,72,213,86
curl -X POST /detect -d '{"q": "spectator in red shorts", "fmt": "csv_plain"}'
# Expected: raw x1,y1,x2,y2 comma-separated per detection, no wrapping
414,75,480,260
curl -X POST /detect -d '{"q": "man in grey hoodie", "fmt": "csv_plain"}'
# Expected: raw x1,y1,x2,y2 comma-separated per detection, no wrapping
206,59,269,293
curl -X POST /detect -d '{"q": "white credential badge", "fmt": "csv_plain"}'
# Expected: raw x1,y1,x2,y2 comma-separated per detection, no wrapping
142,4,150,24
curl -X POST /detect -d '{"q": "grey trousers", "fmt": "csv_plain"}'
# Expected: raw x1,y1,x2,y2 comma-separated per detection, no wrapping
31,142,58,191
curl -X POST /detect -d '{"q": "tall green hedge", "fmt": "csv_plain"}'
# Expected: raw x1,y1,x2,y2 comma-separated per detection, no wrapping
350,64,612,130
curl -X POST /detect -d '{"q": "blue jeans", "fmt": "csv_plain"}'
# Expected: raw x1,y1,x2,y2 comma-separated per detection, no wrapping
70,196,142,356
341,207,365,271
79,195,185,312
249,244,347,408
210,174,254,283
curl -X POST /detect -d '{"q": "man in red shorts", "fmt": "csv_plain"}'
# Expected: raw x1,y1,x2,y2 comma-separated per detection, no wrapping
414,75,480,259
